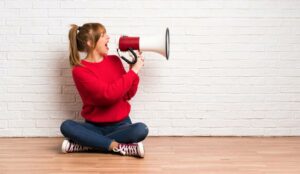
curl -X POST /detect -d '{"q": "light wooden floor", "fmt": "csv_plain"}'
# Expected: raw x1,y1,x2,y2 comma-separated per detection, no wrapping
0,137,300,174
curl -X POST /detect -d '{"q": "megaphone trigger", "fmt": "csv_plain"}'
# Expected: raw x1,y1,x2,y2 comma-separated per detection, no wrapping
127,48,138,64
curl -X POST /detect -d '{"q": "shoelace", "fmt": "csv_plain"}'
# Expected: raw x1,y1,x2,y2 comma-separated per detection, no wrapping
114,144,138,156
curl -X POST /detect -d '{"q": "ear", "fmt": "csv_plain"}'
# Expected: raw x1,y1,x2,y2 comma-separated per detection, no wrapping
87,40,92,47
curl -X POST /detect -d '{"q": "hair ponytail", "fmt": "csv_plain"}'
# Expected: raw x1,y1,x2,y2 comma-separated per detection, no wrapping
68,24,81,67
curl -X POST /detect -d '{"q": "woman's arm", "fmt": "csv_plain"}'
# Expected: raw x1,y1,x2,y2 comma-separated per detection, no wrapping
72,67,138,106
114,55,140,101
123,75,139,100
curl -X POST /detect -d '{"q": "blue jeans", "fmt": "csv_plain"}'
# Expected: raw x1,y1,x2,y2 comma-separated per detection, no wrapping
60,117,149,151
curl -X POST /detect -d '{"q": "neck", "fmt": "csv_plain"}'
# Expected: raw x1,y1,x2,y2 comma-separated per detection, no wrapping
85,51,104,63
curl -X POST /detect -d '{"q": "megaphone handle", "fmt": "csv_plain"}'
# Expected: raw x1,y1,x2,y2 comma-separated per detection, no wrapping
119,48,138,65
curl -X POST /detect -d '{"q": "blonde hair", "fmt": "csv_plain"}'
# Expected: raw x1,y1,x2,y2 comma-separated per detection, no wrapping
68,23,106,67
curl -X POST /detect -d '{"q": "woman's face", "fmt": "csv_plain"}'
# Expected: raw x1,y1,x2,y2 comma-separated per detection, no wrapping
95,32,110,56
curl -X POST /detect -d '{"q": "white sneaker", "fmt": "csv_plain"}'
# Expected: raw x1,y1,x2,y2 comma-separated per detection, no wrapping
113,142,145,158
61,139,93,153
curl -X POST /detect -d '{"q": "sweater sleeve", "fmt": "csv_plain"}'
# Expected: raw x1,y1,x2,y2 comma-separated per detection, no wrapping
72,67,138,106
113,55,140,101
124,75,139,100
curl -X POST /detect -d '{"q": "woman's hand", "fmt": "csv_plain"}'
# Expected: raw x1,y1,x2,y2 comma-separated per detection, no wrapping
130,51,144,74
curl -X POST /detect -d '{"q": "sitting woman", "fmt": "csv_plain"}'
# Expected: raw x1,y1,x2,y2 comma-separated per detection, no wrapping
60,23,148,158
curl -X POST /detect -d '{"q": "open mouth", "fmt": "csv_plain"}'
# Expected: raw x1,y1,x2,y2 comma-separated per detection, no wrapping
105,43,109,50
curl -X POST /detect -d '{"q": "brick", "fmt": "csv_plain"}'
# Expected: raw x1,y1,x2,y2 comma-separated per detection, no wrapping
33,0,59,8
9,120,36,128
5,0,32,8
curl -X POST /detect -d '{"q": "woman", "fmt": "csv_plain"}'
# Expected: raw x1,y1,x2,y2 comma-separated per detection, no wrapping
60,23,148,158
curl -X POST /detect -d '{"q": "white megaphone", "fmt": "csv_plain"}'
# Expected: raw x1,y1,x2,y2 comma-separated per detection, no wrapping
116,28,170,64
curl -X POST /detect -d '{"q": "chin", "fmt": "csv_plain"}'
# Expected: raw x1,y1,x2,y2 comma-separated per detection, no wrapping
103,51,108,56
98,50,108,57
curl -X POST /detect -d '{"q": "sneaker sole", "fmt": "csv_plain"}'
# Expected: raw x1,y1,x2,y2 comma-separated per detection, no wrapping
61,139,69,153
137,142,144,158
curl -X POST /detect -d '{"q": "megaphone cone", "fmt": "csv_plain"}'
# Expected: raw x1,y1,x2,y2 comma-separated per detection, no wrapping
116,28,170,64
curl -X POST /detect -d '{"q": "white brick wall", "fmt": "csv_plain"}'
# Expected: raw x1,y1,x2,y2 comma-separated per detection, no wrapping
0,0,300,137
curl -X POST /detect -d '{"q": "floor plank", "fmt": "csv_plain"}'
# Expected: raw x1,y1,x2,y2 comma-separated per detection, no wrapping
0,137,300,174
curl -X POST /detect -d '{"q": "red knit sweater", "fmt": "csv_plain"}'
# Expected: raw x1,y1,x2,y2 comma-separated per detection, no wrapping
72,55,139,123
